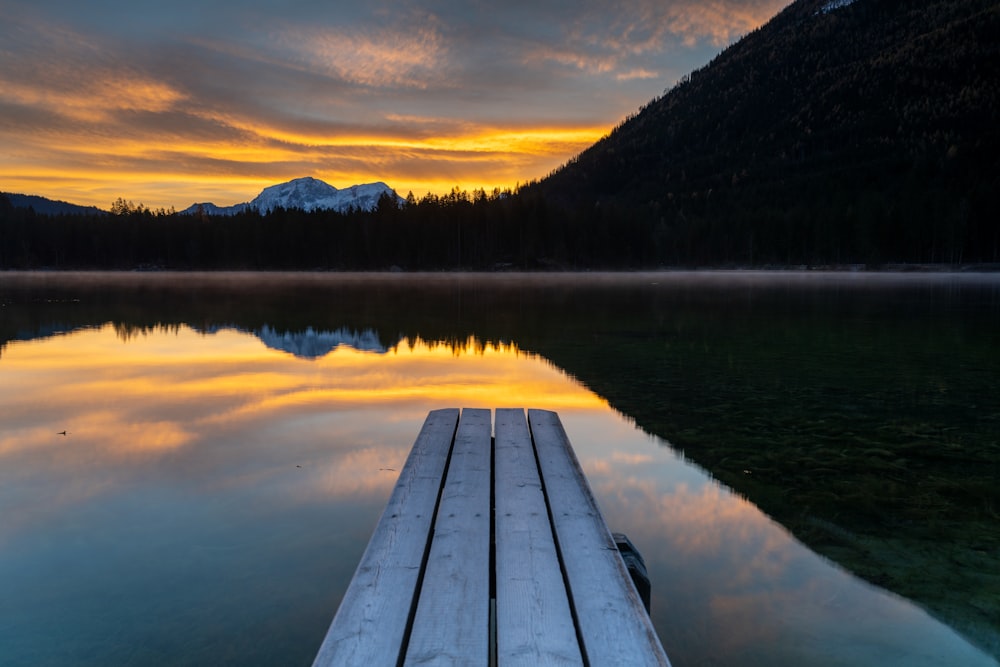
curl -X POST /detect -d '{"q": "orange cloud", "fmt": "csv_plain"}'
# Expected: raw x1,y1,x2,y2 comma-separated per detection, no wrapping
527,0,785,75
279,23,449,89
2,76,186,123
0,115,607,208
0,17,186,123
666,1,784,47
616,68,660,81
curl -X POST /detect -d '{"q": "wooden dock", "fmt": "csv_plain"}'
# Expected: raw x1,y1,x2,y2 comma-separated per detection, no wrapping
312,408,671,666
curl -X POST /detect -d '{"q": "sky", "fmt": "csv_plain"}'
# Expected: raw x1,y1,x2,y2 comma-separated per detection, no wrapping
1,0,788,210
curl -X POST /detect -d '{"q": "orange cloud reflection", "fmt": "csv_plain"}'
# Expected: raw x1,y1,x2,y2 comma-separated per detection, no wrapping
0,323,603,462
0,324,607,545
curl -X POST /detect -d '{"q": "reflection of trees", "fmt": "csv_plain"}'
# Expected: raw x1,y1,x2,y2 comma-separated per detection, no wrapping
112,321,183,343
395,336,520,357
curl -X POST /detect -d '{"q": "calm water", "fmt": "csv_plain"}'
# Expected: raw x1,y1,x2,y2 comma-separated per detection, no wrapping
0,272,997,666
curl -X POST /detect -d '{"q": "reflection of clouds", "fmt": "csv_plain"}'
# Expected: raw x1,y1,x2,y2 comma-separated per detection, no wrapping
0,409,195,546
0,324,603,538
581,445,996,666
0,410,194,459
592,473,786,565
583,459,612,476
77,411,194,455
610,451,655,465
312,446,408,499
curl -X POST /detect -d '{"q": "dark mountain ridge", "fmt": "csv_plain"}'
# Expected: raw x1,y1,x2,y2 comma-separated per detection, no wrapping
1,193,105,217
534,0,1000,265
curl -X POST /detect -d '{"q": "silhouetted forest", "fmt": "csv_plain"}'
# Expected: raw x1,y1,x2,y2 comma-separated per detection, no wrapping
534,0,1000,266
2,0,998,270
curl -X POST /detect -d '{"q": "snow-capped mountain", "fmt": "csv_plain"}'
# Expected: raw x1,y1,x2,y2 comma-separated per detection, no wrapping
198,324,392,357
255,325,389,358
183,202,249,216
252,177,400,213
181,177,403,216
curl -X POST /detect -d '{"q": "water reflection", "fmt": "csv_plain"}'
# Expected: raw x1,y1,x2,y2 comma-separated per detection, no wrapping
562,414,995,666
0,325,603,530
0,318,994,666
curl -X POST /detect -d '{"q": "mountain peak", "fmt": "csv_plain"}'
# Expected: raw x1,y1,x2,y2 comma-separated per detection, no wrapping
253,176,340,212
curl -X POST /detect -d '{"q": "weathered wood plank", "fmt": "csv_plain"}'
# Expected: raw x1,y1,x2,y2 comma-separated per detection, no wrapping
529,409,671,667
404,408,493,665
312,408,459,667
494,408,583,667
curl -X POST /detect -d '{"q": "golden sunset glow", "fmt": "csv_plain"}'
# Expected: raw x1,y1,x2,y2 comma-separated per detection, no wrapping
0,325,604,465
0,119,608,208
0,323,605,535
0,0,788,209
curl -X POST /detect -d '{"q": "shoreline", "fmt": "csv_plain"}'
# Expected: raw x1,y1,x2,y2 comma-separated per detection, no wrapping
3,262,1000,275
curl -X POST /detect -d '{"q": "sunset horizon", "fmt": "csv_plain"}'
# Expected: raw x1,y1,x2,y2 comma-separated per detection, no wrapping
1,0,787,210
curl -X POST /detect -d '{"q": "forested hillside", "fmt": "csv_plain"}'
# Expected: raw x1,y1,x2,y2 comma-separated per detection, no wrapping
533,0,1000,265
2,0,997,270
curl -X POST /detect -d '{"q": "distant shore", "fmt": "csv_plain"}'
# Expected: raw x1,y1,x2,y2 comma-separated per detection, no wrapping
3,263,1000,275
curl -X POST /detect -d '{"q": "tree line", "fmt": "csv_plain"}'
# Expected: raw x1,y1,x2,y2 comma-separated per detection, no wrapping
2,178,996,271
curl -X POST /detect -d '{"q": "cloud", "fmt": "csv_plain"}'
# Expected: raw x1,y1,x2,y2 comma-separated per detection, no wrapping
616,68,660,81
666,0,787,47
525,0,786,75
0,17,186,124
0,0,790,208
275,22,450,89
2,75,186,124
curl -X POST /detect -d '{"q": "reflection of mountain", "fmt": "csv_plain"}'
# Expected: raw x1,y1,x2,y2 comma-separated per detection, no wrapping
4,321,393,360
1,272,998,656
253,325,388,358
9,322,91,344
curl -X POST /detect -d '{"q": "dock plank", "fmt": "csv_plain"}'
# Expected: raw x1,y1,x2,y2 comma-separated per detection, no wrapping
495,408,582,667
529,409,671,666
404,408,493,665
312,408,459,667
315,408,672,667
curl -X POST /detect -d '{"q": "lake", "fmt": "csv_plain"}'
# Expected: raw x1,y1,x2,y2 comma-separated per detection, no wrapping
1,271,997,666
